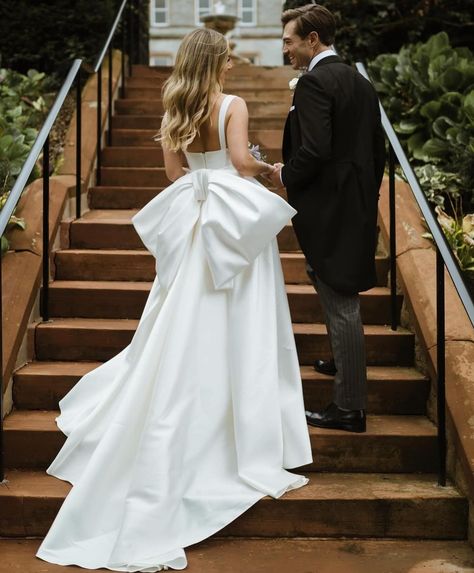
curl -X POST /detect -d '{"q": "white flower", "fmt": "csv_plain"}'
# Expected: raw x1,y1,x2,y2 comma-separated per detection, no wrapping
289,77,299,91
289,70,306,91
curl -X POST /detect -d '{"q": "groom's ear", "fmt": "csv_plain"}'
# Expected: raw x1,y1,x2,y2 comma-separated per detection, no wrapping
307,30,320,48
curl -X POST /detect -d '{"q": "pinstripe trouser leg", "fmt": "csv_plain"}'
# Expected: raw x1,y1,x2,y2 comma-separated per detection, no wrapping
306,265,368,410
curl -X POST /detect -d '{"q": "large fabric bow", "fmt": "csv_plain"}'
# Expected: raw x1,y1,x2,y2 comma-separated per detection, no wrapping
131,168,296,290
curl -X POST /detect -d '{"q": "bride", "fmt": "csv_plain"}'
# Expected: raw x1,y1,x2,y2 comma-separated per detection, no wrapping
36,28,312,572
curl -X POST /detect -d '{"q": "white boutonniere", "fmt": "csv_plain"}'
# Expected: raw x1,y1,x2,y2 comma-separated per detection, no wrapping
288,69,306,91
289,77,299,91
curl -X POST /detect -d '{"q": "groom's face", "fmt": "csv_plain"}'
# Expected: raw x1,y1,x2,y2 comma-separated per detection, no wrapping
282,20,316,70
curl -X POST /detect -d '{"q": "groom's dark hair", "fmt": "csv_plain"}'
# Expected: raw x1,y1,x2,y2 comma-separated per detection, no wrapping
281,4,336,46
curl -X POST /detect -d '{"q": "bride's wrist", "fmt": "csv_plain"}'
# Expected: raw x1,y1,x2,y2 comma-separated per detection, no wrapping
260,162,273,175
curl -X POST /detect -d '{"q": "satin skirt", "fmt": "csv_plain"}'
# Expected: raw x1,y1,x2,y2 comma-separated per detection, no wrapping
36,171,313,571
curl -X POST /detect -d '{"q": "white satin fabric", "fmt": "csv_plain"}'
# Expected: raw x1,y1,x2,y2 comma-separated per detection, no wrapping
36,95,313,571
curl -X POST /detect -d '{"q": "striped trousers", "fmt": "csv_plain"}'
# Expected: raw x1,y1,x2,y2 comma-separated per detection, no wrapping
307,264,367,410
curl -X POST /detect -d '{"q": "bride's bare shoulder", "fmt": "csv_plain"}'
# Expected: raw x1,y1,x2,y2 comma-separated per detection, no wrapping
226,95,247,114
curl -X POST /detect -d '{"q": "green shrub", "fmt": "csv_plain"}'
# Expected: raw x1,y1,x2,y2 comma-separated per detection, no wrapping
0,67,55,254
368,32,474,279
369,32,474,213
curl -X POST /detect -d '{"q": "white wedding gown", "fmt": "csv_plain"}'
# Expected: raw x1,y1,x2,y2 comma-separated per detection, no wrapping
36,94,313,571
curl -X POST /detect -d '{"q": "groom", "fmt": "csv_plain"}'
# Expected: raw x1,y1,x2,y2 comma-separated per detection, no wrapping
269,4,386,433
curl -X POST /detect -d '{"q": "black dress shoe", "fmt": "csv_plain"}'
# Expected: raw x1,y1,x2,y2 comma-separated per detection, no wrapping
305,403,366,433
313,358,337,376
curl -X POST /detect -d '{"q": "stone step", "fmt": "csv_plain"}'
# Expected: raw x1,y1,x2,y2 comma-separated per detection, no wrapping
88,185,163,209
115,99,291,116
112,114,285,130
102,146,165,166
13,361,429,415
90,184,287,210
33,318,414,365
127,74,296,90
55,249,390,287
99,166,169,186
45,280,401,324
2,537,474,573
0,469,466,538
124,86,293,102
132,64,296,81
69,210,300,251
109,127,283,147
101,146,283,168
3,409,437,473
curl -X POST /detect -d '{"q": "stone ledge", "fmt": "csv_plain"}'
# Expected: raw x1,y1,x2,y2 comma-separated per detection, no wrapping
378,176,474,541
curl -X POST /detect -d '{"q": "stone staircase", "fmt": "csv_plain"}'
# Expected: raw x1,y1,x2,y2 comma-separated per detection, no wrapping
1,65,472,571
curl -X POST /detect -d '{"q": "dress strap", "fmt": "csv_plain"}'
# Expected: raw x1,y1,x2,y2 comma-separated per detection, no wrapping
218,95,236,150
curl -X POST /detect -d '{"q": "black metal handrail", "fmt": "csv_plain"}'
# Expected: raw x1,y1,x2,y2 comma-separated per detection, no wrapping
356,61,474,487
0,0,140,482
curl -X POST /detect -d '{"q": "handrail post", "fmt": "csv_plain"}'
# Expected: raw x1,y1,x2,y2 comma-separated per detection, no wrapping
108,45,113,147
436,247,447,486
121,17,126,98
388,143,398,330
128,0,134,76
96,66,102,186
76,65,82,219
42,135,50,321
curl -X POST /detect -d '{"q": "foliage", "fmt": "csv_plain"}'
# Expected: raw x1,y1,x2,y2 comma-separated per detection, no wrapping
0,192,26,255
369,32,474,213
282,0,474,61
0,67,53,190
423,207,474,289
0,67,54,254
368,32,474,286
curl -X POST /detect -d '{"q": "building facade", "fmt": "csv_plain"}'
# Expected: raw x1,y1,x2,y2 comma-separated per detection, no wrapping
149,0,285,66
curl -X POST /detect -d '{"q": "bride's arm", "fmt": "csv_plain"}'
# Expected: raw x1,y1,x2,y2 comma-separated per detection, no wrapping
226,97,274,178
163,145,187,182
161,115,187,182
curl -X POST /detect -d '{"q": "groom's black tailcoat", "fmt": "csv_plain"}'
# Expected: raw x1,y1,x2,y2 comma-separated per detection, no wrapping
281,55,386,294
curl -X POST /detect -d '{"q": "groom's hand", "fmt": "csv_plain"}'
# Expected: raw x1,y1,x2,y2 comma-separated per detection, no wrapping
269,163,285,190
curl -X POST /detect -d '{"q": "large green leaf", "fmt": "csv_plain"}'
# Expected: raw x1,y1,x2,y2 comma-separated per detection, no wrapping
464,90,474,124
421,138,450,159
432,116,455,139
396,119,421,134
439,68,463,92
407,132,425,154
420,100,442,120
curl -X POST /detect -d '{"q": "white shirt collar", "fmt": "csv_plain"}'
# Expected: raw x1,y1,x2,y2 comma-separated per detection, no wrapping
308,48,337,72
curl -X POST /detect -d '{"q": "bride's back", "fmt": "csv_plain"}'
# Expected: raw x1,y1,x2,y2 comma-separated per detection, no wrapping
186,94,229,153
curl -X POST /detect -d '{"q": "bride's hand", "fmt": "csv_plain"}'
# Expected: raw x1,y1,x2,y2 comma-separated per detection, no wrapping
268,163,285,189
261,163,276,180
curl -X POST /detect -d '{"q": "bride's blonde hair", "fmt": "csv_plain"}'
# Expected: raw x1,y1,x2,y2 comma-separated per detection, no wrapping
157,28,229,151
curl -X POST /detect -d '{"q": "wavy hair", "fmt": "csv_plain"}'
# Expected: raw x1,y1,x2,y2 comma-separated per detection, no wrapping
156,28,229,151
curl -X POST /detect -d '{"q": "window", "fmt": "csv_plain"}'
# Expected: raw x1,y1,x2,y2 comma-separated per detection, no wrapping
151,0,168,26
238,0,256,26
150,54,173,66
196,0,213,25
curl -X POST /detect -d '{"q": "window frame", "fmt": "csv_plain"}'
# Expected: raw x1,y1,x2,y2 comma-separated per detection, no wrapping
150,0,169,27
238,0,256,27
195,0,213,26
